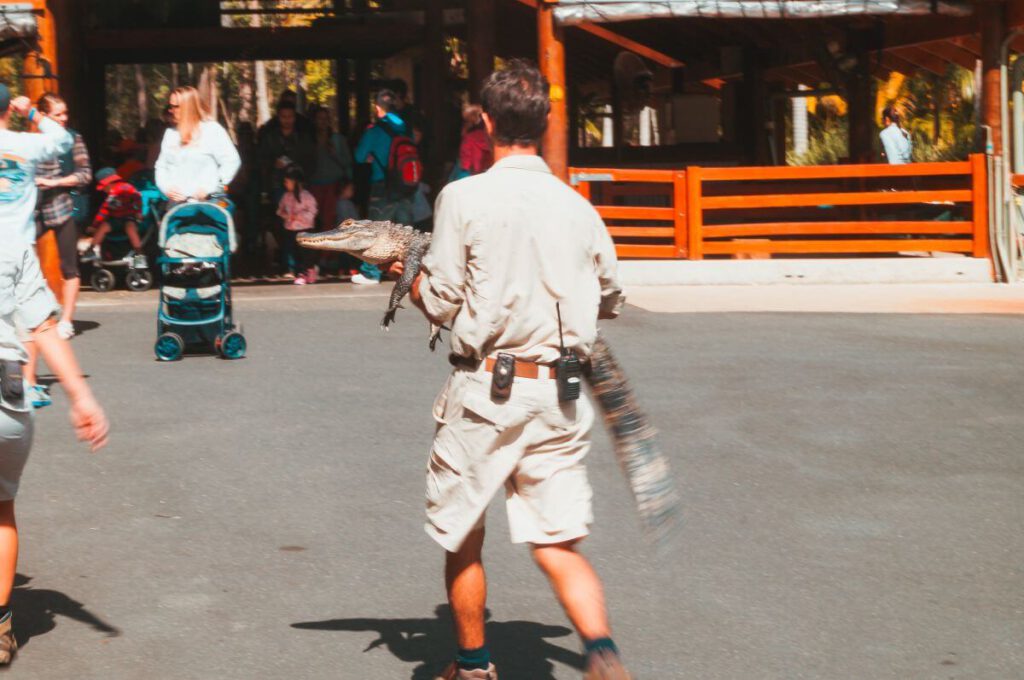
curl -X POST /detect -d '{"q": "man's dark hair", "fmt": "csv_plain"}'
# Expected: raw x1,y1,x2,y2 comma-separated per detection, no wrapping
375,89,398,114
882,105,901,127
480,59,550,147
277,101,297,114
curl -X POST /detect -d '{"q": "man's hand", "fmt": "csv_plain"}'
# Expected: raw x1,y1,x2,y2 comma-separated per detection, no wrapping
194,189,209,201
9,96,31,117
36,177,56,189
383,261,404,280
166,189,186,202
70,396,109,453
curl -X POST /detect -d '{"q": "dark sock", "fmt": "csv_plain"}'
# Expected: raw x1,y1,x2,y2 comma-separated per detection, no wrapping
456,646,490,671
584,637,619,658
0,605,10,621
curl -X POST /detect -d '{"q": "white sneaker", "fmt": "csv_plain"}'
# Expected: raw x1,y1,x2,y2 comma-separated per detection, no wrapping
350,273,381,286
57,320,75,340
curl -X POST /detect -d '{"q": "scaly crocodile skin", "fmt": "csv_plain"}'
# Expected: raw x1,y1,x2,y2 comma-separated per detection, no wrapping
300,220,682,545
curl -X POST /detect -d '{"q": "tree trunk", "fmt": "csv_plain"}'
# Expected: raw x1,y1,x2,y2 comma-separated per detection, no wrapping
238,61,254,124
251,0,271,123
134,64,148,129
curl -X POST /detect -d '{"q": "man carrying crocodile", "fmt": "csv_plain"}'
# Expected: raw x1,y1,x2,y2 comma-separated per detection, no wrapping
393,61,631,680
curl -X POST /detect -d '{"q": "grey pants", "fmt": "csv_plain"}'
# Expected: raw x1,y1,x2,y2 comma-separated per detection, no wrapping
0,406,32,501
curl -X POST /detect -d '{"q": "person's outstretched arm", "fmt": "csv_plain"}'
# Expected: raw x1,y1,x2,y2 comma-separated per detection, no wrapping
15,249,108,451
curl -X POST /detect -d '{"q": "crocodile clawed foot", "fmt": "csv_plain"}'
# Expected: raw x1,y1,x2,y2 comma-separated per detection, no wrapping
381,310,397,330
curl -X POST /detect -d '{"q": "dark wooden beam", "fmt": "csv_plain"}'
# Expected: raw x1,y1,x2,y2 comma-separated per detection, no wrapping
84,23,423,63
916,40,982,70
467,0,496,101
879,51,928,76
889,46,947,75
948,35,982,57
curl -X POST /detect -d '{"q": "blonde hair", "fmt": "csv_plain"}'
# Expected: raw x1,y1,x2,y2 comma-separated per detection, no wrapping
170,86,210,145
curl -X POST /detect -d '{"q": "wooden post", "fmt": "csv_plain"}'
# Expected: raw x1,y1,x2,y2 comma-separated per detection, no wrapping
355,58,370,133
23,1,62,301
467,0,496,102
971,152,991,258
673,171,688,258
335,58,350,135
979,0,1006,155
421,0,446,177
686,166,703,260
537,1,568,181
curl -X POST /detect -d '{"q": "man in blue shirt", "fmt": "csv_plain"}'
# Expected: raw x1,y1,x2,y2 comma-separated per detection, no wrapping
352,89,415,284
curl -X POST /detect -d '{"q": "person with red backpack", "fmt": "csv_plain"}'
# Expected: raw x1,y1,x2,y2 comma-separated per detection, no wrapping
352,89,423,285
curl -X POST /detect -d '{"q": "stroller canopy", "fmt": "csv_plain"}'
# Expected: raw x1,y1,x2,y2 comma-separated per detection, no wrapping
159,201,237,254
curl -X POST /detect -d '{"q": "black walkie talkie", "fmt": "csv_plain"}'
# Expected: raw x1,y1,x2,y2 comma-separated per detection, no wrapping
555,303,581,402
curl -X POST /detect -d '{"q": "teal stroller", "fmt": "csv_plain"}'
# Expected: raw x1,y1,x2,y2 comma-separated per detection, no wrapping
154,200,246,361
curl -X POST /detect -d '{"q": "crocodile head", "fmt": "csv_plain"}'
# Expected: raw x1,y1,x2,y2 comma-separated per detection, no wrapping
297,219,381,256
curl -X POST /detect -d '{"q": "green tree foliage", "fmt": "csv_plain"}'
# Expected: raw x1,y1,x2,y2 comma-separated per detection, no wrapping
788,64,978,165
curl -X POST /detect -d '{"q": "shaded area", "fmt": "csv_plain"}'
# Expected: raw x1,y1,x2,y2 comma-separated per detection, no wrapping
9,574,119,648
292,604,583,680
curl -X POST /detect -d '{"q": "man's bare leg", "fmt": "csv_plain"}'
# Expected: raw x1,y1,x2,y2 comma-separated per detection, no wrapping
445,527,487,649
532,540,611,640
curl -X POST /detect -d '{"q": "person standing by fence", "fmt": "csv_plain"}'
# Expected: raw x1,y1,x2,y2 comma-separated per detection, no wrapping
879,105,912,165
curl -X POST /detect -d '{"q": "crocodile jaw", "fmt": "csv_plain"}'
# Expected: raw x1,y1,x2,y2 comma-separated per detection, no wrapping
297,224,377,255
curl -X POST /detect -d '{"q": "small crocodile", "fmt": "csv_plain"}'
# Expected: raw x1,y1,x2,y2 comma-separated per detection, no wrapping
299,219,432,332
299,218,681,545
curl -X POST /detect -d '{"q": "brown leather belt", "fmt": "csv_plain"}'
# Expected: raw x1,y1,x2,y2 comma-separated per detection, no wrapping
484,357,556,380
450,354,556,380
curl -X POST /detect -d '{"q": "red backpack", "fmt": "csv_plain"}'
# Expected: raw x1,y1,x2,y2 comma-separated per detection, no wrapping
380,121,423,198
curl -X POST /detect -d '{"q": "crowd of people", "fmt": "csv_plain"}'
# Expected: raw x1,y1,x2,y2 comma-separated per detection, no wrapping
89,79,494,287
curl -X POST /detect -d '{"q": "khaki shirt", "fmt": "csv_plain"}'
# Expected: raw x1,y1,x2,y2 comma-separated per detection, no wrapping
417,154,623,363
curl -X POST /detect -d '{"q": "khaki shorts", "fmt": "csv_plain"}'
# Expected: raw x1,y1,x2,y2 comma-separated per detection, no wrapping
425,364,594,552
0,404,33,501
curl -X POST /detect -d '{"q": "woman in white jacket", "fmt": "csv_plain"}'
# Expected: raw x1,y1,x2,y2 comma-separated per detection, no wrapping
155,86,241,202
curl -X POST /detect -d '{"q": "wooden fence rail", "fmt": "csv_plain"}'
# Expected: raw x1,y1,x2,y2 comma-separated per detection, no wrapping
570,154,989,261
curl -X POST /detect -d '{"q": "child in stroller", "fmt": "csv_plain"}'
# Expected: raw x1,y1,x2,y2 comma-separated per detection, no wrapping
80,168,164,292
154,199,246,361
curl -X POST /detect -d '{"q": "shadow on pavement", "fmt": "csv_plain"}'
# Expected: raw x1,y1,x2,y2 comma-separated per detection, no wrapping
292,604,583,680
71,320,101,336
10,574,120,648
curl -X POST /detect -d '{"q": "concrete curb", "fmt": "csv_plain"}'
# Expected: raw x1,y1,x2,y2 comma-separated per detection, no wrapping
618,258,993,286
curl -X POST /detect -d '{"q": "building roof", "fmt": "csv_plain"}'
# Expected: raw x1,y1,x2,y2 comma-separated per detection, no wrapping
553,1,974,25
0,2,37,58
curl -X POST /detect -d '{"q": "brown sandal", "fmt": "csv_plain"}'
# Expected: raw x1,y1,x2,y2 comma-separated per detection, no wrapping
0,612,16,665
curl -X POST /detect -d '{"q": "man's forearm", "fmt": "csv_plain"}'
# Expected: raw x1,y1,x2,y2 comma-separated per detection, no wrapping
409,271,426,312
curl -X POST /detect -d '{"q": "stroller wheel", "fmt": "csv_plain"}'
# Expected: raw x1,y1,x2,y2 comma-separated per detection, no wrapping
126,269,154,292
217,331,247,360
90,268,116,293
155,332,185,361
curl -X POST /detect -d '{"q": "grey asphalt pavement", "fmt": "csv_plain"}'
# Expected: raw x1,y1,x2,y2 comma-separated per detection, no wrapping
11,284,1023,679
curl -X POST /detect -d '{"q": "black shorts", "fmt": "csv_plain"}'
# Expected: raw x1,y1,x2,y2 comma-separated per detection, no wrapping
36,216,80,279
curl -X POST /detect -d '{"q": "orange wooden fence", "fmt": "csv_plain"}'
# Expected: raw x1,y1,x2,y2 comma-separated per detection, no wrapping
570,154,989,260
